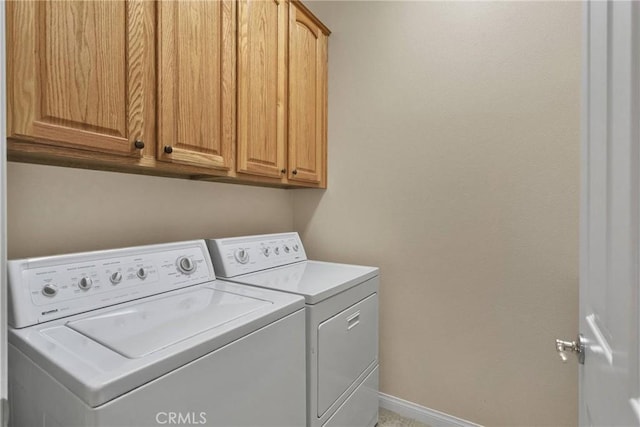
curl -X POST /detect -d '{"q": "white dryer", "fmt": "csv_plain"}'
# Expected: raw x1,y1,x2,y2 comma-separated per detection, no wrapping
207,233,379,427
7,240,306,427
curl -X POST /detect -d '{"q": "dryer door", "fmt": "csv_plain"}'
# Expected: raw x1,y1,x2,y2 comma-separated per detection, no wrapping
67,287,271,358
317,293,378,417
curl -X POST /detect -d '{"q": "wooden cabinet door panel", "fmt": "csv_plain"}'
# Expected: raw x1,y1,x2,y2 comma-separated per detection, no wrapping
7,0,152,156
288,2,328,184
158,1,235,171
237,0,287,179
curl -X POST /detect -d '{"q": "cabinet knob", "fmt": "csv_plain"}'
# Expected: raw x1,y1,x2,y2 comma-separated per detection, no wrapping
281,169,286,174
164,146,173,154
292,169,298,175
134,140,145,149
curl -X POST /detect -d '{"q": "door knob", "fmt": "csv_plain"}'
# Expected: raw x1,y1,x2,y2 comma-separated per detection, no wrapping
556,334,585,364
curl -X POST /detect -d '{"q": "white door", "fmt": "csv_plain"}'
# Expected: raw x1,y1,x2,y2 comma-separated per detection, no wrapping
579,1,640,425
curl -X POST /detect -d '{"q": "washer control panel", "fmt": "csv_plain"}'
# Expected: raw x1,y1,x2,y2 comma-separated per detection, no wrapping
8,240,215,328
207,232,307,278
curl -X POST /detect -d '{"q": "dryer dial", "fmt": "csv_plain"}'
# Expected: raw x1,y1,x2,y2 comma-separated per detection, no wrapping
234,249,250,264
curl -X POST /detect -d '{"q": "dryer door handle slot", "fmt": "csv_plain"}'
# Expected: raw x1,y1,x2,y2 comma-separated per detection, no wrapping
347,311,360,330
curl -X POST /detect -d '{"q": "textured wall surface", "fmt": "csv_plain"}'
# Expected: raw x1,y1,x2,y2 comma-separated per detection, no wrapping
295,2,581,425
7,162,293,258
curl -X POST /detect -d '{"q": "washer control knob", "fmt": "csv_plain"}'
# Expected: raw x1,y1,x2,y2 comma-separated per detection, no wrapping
274,247,280,255
262,247,271,257
78,277,93,290
283,245,290,253
110,272,123,285
292,244,299,252
137,267,147,280
42,284,58,297
234,249,250,264
177,256,196,274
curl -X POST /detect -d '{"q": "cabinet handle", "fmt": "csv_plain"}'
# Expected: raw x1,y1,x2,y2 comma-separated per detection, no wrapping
281,169,286,174
134,140,145,149
292,169,298,175
164,146,173,154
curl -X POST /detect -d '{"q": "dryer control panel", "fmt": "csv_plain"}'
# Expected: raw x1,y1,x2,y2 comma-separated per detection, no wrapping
207,232,307,278
8,240,215,328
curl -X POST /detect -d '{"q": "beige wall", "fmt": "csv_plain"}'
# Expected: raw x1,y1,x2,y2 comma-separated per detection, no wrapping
296,2,581,426
7,162,293,258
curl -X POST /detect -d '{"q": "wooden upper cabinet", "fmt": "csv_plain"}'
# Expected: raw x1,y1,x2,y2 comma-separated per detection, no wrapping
157,1,235,171
237,0,288,180
6,0,330,187
6,1,154,156
288,2,329,185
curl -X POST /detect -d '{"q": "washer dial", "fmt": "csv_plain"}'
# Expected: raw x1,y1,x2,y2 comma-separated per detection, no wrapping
42,284,58,297
78,277,93,290
110,271,123,285
137,267,147,280
177,256,196,274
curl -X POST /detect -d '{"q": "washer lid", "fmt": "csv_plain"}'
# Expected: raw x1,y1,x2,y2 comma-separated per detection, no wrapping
66,287,270,358
9,280,304,408
226,261,379,304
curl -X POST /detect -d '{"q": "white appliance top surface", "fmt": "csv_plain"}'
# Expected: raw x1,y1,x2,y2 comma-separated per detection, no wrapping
66,286,271,358
9,280,304,408
225,260,379,304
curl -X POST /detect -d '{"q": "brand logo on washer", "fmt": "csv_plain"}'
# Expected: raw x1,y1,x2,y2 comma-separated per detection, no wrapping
155,412,207,425
41,309,58,316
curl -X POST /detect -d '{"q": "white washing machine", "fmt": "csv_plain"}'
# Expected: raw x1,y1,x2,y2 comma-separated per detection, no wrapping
7,240,306,427
207,233,379,427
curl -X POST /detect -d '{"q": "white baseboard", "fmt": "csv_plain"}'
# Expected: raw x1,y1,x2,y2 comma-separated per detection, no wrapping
378,392,482,427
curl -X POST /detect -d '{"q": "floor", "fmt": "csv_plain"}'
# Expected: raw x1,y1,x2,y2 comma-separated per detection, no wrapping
378,408,431,427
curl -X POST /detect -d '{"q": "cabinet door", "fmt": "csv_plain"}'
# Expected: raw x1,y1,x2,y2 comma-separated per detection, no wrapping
158,1,235,171
7,1,153,156
288,2,329,185
237,0,288,179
